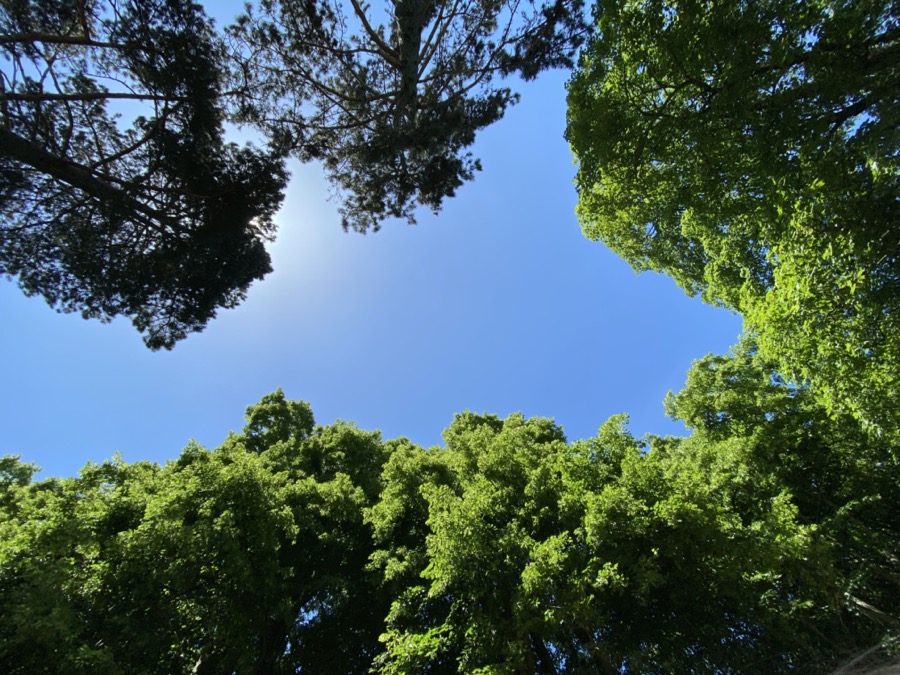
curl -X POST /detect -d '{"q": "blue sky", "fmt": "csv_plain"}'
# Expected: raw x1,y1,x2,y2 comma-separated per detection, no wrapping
0,9,742,478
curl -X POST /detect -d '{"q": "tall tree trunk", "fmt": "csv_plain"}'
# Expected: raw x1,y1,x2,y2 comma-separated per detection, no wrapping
393,0,426,126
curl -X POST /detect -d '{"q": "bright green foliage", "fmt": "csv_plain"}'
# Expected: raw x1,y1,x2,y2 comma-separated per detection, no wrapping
566,0,899,434
373,396,898,673
2,379,897,672
0,391,390,673
665,342,900,657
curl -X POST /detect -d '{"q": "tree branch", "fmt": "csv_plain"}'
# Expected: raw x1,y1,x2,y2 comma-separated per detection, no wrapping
0,32,125,50
0,125,174,233
348,0,401,68
1,91,187,104
530,632,558,674
417,0,464,81
848,595,900,629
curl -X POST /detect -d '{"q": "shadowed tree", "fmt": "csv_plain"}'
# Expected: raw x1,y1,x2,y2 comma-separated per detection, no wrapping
2,0,587,347
0,0,288,349
227,0,587,232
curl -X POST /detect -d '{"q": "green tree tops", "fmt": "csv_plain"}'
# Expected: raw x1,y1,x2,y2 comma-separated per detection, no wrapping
0,390,390,673
2,381,897,672
566,0,899,434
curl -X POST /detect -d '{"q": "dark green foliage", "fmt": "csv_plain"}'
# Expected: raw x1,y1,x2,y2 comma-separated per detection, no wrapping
0,0,288,348
0,0,586,345
227,0,587,232
2,377,897,672
566,0,900,435
1,0,586,344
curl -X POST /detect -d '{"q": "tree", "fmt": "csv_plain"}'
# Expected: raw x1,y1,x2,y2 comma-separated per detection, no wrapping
226,0,587,232
2,0,587,346
2,385,897,672
374,359,899,673
0,0,288,349
566,0,899,434
664,343,900,666
373,410,851,673
0,391,390,673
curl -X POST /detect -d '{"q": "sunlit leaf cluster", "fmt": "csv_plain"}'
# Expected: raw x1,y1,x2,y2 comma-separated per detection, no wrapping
567,0,899,435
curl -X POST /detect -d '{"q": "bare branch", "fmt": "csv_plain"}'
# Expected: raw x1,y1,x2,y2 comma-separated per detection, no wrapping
848,595,900,630
417,0,465,81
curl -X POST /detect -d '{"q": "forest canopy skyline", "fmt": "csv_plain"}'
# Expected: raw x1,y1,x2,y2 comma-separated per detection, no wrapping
1,0,897,670
3,348,898,672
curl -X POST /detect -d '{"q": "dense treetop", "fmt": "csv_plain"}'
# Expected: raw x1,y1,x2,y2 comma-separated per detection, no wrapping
2,357,897,672
567,0,899,435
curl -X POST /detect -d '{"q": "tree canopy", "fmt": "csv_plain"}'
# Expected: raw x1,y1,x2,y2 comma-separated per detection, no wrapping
1,0,586,345
566,0,899,435
0,0,288,349
2,367,897,672
226,0,587,232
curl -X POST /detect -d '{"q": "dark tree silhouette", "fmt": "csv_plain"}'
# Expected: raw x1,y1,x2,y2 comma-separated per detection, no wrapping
228,0,587,232
1,0,287,348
